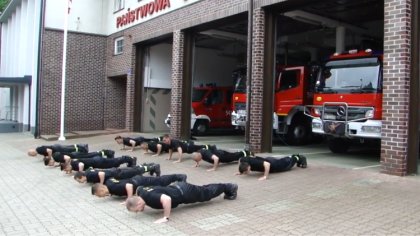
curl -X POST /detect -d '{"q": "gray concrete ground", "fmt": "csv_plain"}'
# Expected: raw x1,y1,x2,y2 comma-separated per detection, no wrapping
1,132,420,235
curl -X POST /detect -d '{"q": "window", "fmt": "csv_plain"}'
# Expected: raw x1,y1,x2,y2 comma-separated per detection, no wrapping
114,37,124,55
278,70,299,91
114,0,124,12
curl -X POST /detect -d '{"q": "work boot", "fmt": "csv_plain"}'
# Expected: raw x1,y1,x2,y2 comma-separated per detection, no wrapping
99,149,115,158
176,174,187,182
242,150,254,157
145,163,160,176
224,183,238,200
128,156,137,167
81,144,89,153
295,154,307,168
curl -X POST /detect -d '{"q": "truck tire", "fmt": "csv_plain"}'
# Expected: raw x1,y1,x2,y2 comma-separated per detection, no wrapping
193,120,209,136
286,118,310,145
328,138,350,153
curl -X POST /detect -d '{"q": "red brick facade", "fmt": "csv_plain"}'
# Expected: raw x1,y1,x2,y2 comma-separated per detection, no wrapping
249,8,266,152
381,0,411,176
40,29,107,134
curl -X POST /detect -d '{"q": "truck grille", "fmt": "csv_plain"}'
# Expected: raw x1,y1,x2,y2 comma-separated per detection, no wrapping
235,102,246,111
321,105,371,122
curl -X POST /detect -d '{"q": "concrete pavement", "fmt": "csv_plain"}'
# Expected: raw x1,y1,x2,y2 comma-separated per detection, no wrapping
1,132,420,235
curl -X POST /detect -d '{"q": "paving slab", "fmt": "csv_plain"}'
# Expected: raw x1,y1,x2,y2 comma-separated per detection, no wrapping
1,132,420,235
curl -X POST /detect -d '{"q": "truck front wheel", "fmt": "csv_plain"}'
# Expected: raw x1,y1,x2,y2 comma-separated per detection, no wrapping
193,120,209,136
286,118,310,145
328,138,350,153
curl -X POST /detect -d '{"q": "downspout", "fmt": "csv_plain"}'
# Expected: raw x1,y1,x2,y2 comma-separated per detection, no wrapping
34,0,46,138
245,0,253,150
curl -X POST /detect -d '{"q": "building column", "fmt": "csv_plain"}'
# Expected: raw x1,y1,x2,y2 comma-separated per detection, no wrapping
125,55,135,131
381,0,412,175
170,30,184,139
249,7,267,152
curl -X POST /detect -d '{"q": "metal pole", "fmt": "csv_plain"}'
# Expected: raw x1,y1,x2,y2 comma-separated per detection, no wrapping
59,0,70,141
245,0,253,150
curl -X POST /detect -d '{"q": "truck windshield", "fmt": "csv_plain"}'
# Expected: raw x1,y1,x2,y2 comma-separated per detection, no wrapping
316,57,381,94
192,89,207,102
233,68,247,93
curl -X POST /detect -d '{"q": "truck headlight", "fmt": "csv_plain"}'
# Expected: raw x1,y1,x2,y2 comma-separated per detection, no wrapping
314,108,321,116
312,122,322,129
365,109,374,119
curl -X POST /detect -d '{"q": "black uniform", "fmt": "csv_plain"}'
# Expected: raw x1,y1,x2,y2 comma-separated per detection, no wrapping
85,166,148,183
104,174,187,196
169,139,215,154
136,182,236,209
123,136,155,147
147,141,170,153
199,149,245,164
52,150,115,163
70,155,136,171
35,144,89,156
239,156,297,173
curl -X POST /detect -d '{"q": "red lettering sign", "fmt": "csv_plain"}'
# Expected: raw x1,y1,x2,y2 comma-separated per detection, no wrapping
116,0,171,28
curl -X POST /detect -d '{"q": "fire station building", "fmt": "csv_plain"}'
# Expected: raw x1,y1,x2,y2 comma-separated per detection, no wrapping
0,0,418,176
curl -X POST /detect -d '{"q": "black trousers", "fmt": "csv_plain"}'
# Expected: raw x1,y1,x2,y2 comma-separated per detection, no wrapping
80,156,134,169
131,174,187,188
114,166,147,179
175,182,227,204
267,156,297,173
54,144,88,153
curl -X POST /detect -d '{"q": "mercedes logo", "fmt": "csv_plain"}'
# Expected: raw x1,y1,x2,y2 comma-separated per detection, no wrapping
337,106,346,116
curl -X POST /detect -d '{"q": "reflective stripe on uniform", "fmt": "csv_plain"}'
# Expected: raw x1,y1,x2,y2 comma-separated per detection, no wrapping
74,144,78,152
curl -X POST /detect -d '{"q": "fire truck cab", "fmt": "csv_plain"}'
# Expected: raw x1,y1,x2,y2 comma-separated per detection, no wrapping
165,85,233,135
304,49,383,153
231,65,316,145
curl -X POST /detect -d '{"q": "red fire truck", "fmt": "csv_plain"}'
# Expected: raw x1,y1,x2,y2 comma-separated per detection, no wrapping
304,49,382,153
165,85,233,135
231,65,316,145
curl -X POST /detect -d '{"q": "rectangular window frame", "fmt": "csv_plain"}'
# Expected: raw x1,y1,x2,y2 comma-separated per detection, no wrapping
114,0,125,13
114,36,124,55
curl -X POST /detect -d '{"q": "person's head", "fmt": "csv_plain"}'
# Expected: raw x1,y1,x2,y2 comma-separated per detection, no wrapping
126,196,146,212
114,135,123,144
192,152,202,164
27,149,38,157
43,156,55,166
73,171,87,183
238,162,251,174
91,183,110,197
139,142,148,151
162,134,171,144
61,163,73,174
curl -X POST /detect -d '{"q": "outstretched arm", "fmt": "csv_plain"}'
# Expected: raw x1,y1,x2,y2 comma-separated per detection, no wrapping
129,140,136,152
174,147,183,163
259,161,271,181
98,171,105,184
46,148,53,158
208,155,219,171
167,149,173,160
154,194,172,224
152,144,162,157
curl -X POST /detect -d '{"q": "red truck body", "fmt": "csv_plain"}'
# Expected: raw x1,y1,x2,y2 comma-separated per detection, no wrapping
305,49,383,153
231,66,316,144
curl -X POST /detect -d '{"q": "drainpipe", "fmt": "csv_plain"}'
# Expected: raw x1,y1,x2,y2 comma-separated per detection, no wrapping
245,0,253,151
34,0,46,138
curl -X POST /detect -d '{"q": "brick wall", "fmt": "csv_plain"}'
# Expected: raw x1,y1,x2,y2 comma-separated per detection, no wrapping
104,76,126,129
381,0,411,176
40,29,107,135
249,8,266,152
169,30,184,139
